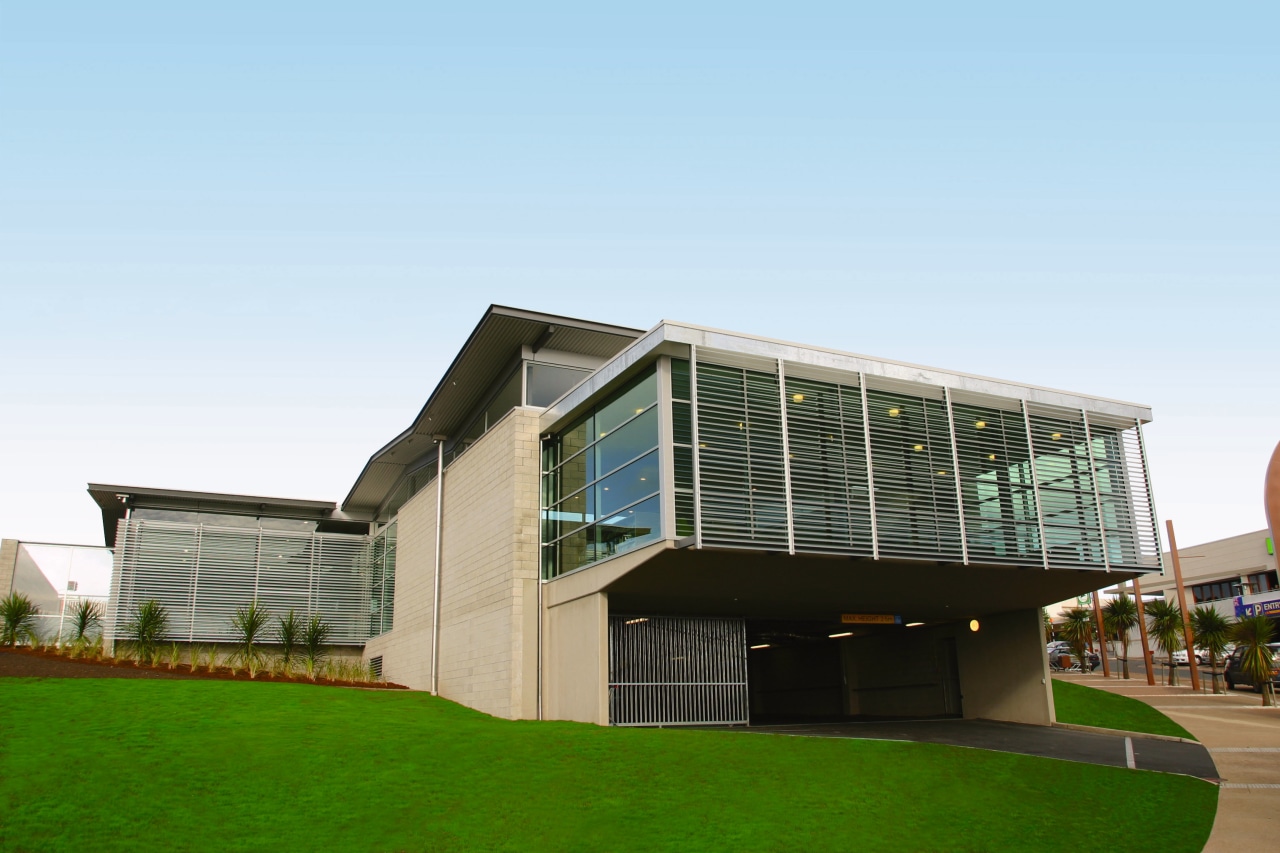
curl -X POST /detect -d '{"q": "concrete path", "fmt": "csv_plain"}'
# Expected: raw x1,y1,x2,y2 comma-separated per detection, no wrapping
712,716,1218,779
1054,671,1280,850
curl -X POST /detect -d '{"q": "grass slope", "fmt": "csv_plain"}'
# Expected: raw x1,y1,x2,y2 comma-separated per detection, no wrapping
1053,680,1197,740
1,679,1215,853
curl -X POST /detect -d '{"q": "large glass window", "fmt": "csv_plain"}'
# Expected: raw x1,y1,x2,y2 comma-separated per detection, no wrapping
542,367,661,577
527,362,591,408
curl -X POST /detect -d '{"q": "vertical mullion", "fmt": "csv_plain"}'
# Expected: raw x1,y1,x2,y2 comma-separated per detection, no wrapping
943,388,970,565
777,359,796,555
690,346,704,549
1082,410,1111,572
1022,401,1050,570
858,374,880,560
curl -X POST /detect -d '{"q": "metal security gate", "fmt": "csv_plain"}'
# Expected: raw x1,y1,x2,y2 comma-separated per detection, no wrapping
608,615,748,726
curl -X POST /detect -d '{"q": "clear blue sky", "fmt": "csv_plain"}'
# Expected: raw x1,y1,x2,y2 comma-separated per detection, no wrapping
2,3,1276,549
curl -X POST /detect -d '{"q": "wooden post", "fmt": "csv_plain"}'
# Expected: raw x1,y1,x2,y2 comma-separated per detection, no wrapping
1133,576,1156,686
1091,591,1111,677
1166,519,1201,692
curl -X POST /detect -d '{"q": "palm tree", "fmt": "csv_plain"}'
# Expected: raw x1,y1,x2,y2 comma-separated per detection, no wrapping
1190,606,1232,694
1145,599,1184,686
1230,614,1276,707
1103,594,1140,679
230,600,270,678
1060,608,1095,673
0,592,40,646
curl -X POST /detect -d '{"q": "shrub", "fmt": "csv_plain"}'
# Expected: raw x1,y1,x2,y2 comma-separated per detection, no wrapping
123,599,169,665
1,592,40,646
68,599,104,644
229,601,270,679
301,614,331,681
275,609,302,673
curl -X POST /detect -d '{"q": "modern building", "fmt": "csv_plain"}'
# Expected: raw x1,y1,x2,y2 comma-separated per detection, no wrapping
87,305,1165,728
1140,529,1279,622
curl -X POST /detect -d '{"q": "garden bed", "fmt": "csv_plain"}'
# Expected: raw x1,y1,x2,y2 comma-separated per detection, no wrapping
0,646,407,689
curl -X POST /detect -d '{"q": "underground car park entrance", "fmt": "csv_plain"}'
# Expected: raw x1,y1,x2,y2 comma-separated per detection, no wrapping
591,544,1129,728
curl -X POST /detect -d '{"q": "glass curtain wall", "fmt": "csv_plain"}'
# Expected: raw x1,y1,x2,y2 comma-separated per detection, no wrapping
541,367,661,577
366,521,397,637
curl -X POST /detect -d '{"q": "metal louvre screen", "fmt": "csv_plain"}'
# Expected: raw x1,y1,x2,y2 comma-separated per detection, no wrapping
609,616,748,726
111,519,371,645
864,387,964,561
695,364,789,549
1025,406,1105,568
686,354,1159,574
950,399,1043,566
783,376,873,556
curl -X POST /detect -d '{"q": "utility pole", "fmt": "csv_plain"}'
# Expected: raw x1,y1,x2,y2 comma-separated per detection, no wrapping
1166,519,1201,692
1132,575,1156,686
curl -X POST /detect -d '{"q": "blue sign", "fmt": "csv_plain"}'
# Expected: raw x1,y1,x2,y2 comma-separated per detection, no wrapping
1235,597,1280,618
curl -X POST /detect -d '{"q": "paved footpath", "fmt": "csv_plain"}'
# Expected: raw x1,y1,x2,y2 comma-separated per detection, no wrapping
1055,671,1280,850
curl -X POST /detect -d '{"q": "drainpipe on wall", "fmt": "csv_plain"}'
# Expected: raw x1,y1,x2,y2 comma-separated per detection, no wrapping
431,438,446,696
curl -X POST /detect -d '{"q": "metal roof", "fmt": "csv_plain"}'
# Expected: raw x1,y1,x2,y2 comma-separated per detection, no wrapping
340,305,642,514
88,484,339,548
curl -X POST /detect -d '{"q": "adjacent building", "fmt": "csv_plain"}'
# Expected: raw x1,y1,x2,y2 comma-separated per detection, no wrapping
86,305,1165,727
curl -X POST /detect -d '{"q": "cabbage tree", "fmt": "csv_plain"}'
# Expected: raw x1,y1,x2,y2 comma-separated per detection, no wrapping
1145,599,1183,686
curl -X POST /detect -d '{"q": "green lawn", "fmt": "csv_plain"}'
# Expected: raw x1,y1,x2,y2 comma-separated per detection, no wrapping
1,679,1215,853
1053,679,1197,740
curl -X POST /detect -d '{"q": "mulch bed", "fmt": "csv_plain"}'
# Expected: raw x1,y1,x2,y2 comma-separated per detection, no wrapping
0,647,407,690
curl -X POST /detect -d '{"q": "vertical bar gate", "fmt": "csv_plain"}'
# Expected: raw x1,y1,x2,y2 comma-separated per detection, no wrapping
608,615,748,726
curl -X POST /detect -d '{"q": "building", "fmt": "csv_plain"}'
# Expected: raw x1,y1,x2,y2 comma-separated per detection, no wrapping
84,305,1165,728
1140,529,1279,622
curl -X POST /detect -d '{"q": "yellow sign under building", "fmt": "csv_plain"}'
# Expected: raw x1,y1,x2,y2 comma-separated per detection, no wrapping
840,613,901,625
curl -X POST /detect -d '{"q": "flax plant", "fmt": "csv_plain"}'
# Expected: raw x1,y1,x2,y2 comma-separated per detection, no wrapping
123,599,169,666
167,642,181,670
301,614,331,681
275,609,302,675
1,592,40,646
230,601,270,679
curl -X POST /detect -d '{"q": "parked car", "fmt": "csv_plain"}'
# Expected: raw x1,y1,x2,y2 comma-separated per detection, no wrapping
1173,648,1212,666
1224,643,1280,692
1046,642,1099,671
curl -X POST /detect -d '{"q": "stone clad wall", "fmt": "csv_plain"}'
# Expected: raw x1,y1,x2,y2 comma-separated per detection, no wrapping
367,407,541,720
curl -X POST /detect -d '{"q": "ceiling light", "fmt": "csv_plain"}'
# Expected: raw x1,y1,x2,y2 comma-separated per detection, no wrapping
737,422,744,429
792,394,804,403
639,477,646,481
888,408,900,417
969,619,980,632
829,631,853,638
1051,433,1062,441
906,622,925,627
750,644,770,650
635,408,644,414
974,420,986,429
913,444,924,452
988,454,997,461
698,443,707,448
936,470,948,476
624,617,648,625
